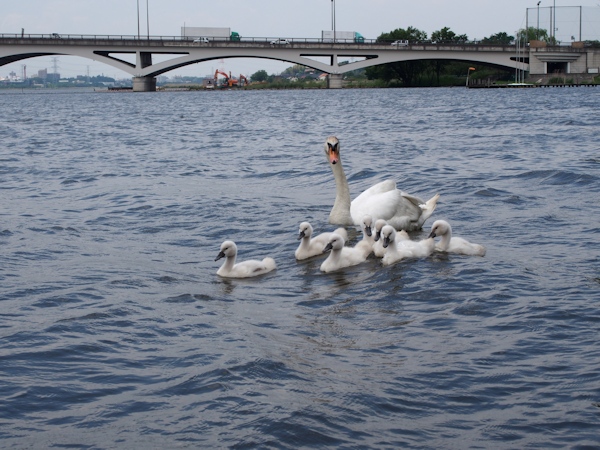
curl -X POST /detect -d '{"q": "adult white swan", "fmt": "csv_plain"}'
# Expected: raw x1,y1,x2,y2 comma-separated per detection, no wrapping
325,136,440,231
320,233,371,273
295,222,348,260
215,240,276,278
428,220,486,256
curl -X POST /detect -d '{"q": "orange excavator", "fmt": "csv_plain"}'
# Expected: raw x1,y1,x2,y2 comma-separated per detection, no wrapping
214,70,249,88
214,69,231,88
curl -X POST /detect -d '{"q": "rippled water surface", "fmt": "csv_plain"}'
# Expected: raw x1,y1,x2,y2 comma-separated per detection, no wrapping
1,86,599,448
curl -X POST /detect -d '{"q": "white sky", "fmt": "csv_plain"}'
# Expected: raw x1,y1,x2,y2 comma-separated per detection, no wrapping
2,0,599,79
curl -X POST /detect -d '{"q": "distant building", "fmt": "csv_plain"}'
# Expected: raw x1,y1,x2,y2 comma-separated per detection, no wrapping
5,71,22,82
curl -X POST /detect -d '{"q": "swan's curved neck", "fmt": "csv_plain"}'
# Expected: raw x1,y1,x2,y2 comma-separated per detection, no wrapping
329,161,353,226
438,230,452,251
328,247,342,263
387,239,399,256
298,236,310,251
221,255,236,272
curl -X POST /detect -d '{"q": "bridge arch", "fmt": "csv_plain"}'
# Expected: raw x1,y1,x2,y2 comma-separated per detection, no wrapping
0,36,529,89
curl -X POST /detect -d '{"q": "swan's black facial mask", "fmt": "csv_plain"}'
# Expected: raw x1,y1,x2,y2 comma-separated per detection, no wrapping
327,142,340,165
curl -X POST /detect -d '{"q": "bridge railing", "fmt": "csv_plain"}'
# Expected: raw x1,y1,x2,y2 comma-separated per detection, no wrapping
2,33,373,43
1,33,585,50
0,33,505,46
0,33,188,41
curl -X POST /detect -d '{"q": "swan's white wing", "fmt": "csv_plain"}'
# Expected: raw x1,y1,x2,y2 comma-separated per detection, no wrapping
356,179,397,198
333,227,349,241
226,259,276,278
351,188,421,229
296,233,331,260
321,246,368,272
447,237,486,256
337,246,369,267
396,230,410,241
373,239,385,257
382,246,414,266
312,228,348,245
416,193,440,228
309,232,333,247
398,238,435,258
400,193,426,207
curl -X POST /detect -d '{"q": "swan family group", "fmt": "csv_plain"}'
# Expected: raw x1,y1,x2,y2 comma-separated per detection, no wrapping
215,136,486,278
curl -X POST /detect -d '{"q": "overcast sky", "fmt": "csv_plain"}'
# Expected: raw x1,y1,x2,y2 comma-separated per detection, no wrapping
2,0,599,79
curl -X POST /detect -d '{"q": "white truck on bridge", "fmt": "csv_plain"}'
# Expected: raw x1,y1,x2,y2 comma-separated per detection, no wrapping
322,31,364,43
181,27,240,41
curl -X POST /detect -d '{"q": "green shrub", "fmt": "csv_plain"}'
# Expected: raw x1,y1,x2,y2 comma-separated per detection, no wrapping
549,77,565,84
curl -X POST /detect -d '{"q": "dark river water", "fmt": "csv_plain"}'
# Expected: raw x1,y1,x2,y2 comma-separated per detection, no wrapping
1,86,599,449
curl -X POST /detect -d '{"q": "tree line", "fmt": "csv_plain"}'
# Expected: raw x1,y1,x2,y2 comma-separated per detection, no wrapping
365,26,520,86
367,25,600,86
251,25,600,88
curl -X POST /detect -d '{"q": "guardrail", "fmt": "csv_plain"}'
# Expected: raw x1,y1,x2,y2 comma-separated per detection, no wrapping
0,33,342,42
0,33,507,46
1,33,586,49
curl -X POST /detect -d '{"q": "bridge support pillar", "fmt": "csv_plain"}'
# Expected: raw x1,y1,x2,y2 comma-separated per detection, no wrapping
327,74,343,89
132,76,157,92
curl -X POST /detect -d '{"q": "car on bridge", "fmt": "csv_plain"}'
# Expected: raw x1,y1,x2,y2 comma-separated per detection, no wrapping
391,40,409,47
193,37,209,44
270,38,290,45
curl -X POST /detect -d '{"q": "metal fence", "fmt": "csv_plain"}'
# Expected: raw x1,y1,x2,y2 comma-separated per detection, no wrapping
526,5,600,43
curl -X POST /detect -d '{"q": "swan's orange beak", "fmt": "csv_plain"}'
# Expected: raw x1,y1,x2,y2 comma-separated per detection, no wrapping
327,143,339,165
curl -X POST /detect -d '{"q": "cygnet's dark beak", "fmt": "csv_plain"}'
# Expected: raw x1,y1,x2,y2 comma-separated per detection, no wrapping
297,230,305,240
215,251,225,261
383,237,390,248
428,231,437,239
374,230,380,242
323,242,333,253
366,226,372,237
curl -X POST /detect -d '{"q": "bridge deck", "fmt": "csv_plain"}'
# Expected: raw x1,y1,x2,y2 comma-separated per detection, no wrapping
1,34,592,91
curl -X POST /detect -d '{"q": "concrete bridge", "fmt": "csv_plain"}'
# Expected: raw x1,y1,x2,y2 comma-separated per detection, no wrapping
0,34,596,90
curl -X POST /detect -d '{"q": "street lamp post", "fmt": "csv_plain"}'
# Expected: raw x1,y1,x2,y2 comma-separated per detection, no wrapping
137,0,140,39
146,0,150,39
331,0,336,43
552,0,555,42
537,1,541,40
